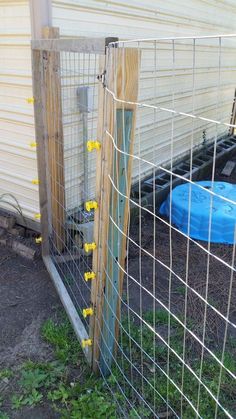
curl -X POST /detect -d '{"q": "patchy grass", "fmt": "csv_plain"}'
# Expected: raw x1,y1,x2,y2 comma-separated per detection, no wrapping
0,316,116,419
114,309,236,418
0,310,235,418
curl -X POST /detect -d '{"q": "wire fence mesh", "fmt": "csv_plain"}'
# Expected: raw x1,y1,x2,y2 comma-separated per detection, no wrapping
93,36,236,418
44,49,100,335
33,34,236,418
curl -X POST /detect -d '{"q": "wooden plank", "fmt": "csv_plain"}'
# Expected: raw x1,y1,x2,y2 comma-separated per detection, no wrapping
32,38,106,54
0,215,15,229
90,54,107,372
11,241,36,260
229,88,236,136
100,109,134,375
221,160,236,176
29,0,52,39
32,48,50,256
92,47,140,374
43,256,91,363
43,27,66,253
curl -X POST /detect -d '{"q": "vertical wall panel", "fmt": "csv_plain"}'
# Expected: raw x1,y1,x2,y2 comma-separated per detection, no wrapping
1,0,236,221
0,0,39,221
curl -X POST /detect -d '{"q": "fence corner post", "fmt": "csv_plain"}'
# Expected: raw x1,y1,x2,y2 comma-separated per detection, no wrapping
91,43,140,375
42,26,66,253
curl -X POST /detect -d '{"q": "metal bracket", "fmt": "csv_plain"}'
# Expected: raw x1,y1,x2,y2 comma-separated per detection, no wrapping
97,70,106,88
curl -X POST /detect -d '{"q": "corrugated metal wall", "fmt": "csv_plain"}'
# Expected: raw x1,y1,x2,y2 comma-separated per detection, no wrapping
1,0,236,223
52,0,236,210
0,0,39,224
52,0,236,39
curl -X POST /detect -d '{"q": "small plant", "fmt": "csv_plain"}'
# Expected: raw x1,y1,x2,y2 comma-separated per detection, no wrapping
11,395,25,410
47,384,70,403
22,389,43,406
59,390,116,419
0,369,13,380
19,368,48,392
41,318,82,364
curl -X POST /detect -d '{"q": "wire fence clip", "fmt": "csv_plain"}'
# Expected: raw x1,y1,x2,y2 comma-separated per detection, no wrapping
32,179,40,185
82,339,92,348
83,308,94,318
84,271,96,281
26,97,35,104
87,140,101,152
84,242,97,253
85,201,98,212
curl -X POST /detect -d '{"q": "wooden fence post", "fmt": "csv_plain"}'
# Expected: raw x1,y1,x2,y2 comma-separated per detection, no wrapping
42,26,66,253
230,88,236,136
32,44,50,256
91,45,140,374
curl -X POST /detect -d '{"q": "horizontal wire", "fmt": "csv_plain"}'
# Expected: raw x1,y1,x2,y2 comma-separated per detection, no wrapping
106,130,236,273
110,34,236,44
106,130,236,206
108,175,236,333
98,264,233,419
95,307,182,418
105,88,236,129
105,222,236,381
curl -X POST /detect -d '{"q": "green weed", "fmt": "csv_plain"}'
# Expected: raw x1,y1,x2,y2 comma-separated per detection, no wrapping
41,318,82,364
175,286,186,296
116,309,236,418
22,389,43,406
0,370,13,380
11,395,26,410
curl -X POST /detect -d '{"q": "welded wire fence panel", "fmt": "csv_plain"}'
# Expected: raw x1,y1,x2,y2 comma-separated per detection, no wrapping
32,39,104,357
94,35,236,418
50,50,100,331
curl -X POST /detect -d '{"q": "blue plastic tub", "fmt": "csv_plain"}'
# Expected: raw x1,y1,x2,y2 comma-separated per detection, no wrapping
160,181,236,244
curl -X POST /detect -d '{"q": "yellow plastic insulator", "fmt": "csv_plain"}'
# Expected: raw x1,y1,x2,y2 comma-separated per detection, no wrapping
34,213,41,220
87,140,101,152
85,201,98,212
83,307,94,318
84,242,97,253
30,142,37,148
27,97,35,104
32,179,40,185
82,339,92,349
84,271,96,282
35,237,42,244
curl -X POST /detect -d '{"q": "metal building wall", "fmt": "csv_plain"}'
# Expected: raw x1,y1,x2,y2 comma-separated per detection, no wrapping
1,0,236,224
0,0,39,226
52,0,236,210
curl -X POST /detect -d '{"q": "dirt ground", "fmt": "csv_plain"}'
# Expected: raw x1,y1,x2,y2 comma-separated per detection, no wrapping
0,246,61,418
125,155,236,360
0,154,236,418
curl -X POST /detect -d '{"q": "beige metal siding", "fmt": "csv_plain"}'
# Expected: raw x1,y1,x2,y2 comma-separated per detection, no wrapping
0,0,39,222
1,0,236,222
52,0,236,39
52,1,236,209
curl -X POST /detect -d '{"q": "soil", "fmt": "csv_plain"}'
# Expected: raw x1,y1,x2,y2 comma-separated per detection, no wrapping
123,155,236,361
0,246,61,418
0,155,236,417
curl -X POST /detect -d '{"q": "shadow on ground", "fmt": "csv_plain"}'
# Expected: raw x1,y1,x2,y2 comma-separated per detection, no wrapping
0,247,61,418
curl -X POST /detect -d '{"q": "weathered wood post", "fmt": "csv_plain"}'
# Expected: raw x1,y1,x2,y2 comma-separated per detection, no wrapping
42,27,66,253
229,88,236,136
91,43,140,374
32,26,66,254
